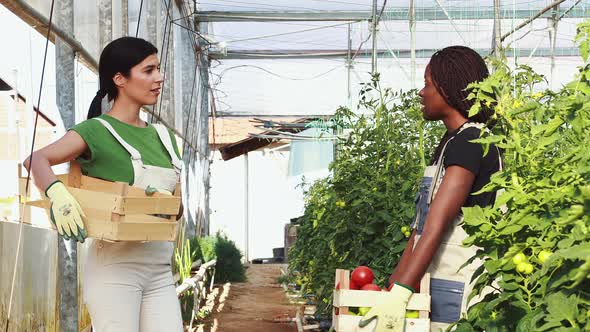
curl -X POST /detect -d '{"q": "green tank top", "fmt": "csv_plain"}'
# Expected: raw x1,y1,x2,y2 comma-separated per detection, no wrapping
70,114,181,185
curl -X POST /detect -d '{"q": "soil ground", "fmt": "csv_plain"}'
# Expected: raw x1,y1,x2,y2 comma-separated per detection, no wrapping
196,264,298,332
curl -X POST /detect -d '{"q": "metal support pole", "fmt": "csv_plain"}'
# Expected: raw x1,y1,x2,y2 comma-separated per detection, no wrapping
346,23,352,108
99,0,112,50
549,3,559,89
122,0,129,36
99,0,113,113
180,15,197,241
493,0,502,58
409,0,416,87
197,20,211,237
55,0,77,330
371,0,378,73
146,0,157,49
244,153,249,262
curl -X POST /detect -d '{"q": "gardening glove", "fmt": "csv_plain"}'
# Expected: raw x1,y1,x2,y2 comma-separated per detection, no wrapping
145,185,172,196
45,180,87,243
358,283,414,332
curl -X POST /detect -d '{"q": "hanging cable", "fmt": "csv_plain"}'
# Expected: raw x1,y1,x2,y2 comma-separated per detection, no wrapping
6,0,56,331
136,0,144,37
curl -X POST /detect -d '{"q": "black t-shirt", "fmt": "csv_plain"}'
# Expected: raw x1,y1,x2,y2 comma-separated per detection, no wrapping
441,126,500,208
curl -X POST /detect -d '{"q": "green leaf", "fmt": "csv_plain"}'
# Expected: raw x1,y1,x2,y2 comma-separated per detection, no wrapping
545,293,579,327
498,224,523,235
463,206,487,226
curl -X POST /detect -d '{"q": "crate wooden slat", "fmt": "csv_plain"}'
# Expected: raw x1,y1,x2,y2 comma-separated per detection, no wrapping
333,291,430,311
332,269,431,332
18,161,180,241
334,315,430,332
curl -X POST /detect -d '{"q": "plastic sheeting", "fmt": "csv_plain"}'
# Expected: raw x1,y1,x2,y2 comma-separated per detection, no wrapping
288,128,334,176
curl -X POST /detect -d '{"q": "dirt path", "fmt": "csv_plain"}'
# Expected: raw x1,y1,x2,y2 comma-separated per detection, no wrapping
198,264,298,332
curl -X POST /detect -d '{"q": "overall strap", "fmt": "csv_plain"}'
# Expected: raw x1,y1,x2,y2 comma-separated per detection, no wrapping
93,118,143,163
152,123,182,173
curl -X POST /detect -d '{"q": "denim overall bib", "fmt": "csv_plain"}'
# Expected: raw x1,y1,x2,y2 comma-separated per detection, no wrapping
411,123,502,329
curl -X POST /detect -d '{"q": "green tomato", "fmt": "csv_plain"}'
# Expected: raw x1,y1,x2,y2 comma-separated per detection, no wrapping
516,262,528,273
401,226,409,233
405,310,419,318
404,231,411,238
512,253,527,265
358,307,371,316
523,263,534,275
538,250,552,264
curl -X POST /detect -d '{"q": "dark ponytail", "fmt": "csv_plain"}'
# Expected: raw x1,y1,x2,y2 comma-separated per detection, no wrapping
428,45,492,124
87,37,158,119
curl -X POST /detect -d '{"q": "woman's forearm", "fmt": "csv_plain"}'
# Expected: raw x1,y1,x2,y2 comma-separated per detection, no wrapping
389,231,419,287
24,152,58,193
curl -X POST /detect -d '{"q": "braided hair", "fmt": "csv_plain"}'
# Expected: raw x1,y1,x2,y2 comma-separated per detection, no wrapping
428,46,493,164
429,45,492,123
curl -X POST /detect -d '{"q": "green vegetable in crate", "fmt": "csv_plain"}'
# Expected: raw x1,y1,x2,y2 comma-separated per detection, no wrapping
405,310,419,319
358,307,371,316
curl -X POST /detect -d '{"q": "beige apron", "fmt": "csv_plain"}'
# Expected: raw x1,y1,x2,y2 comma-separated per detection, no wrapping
89,118,181,265
411,123,501,329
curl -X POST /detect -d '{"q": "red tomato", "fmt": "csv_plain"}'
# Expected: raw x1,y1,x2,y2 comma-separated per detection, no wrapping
361,284,382,291
351,266,374,288
349,280,360,290
335,282,340,290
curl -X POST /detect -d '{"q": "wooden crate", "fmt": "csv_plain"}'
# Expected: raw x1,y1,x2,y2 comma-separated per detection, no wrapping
18,162,181,241
332,269,431,332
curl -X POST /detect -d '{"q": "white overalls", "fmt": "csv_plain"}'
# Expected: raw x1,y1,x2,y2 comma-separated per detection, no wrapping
82,118,183,332
411,123,501,331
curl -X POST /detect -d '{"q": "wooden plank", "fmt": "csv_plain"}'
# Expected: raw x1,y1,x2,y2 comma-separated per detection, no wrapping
334,314,429,332
120,213,175,223
68,161,82,188
66,187,121,213
20,199,178,242
120,196,181,215
110,182,127,222
334,269,350,316
23,199,49,209
419,273,430,319
18,175,68,197
86,220,177,241
333,291,430,312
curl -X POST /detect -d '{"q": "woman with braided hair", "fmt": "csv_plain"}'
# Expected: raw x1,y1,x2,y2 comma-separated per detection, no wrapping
358,46,502,331
24,37,183,331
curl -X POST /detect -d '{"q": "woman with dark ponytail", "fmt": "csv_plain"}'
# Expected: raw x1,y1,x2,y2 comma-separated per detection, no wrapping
358,46,502,332
24,37,183,332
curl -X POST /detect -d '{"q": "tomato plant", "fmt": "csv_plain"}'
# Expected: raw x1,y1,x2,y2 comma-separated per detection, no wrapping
454,21,590,331
288,74,443,316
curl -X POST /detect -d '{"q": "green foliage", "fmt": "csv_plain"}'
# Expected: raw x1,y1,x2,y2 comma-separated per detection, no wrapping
175,239,195,324
288,74,444,316
191,232,247,283
455,22,590,331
